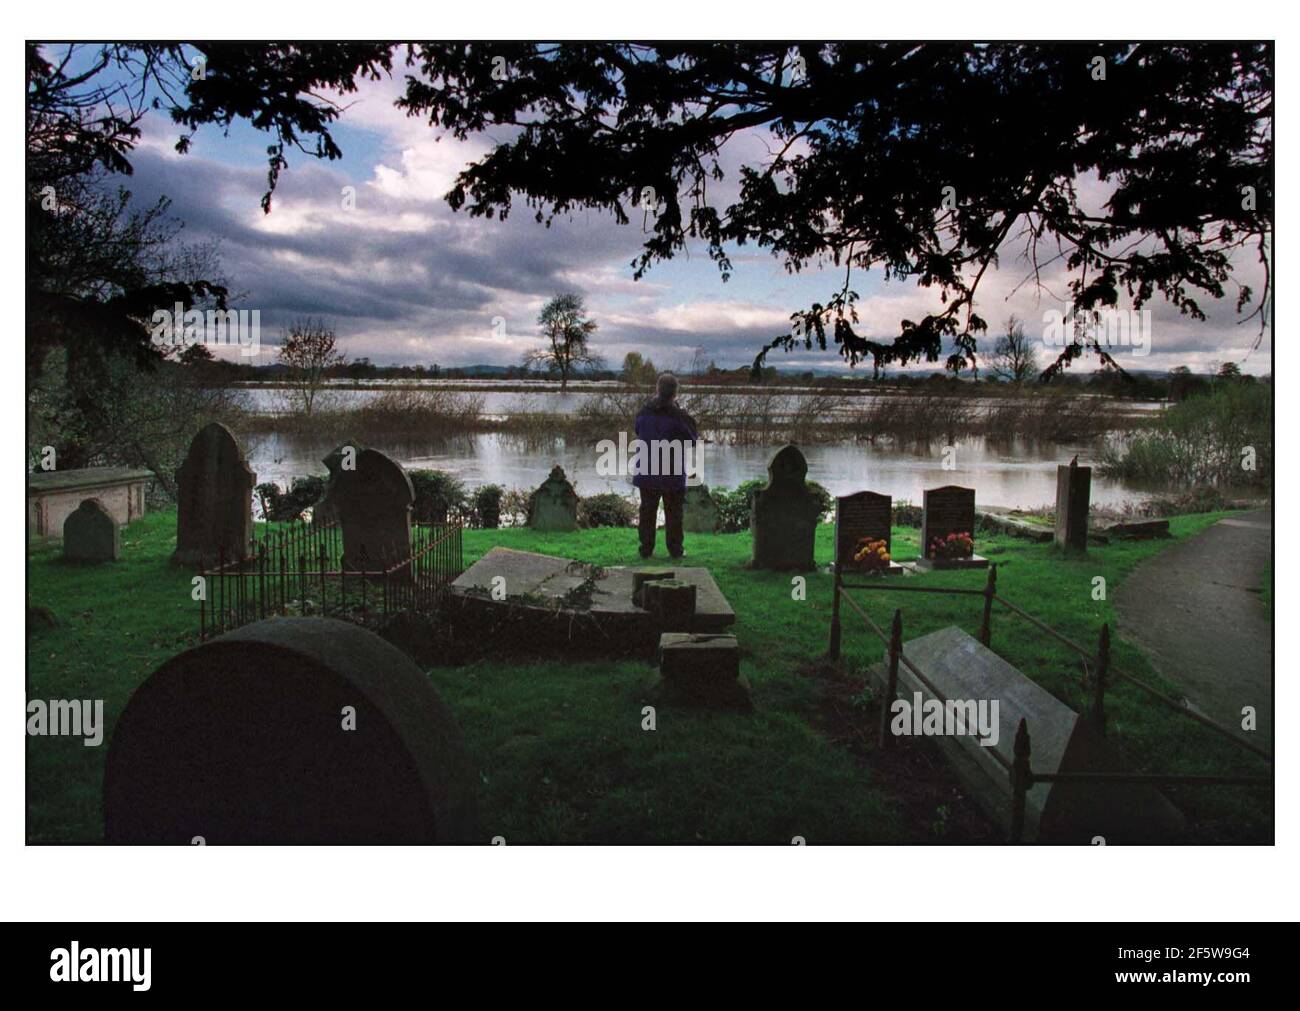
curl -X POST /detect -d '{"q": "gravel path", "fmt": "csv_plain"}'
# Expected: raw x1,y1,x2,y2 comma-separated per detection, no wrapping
1114,510,1273,751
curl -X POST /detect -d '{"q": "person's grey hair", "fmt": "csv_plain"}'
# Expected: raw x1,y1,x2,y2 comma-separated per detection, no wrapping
656,372,679,400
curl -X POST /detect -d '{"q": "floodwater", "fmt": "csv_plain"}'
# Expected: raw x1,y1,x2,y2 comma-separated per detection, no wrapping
244,428,1157,512
236,380,1167,510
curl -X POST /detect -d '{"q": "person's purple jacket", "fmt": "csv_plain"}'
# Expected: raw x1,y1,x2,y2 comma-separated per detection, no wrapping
632,396,699,492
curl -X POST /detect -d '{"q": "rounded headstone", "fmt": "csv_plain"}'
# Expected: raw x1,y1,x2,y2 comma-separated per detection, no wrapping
751,445,820,570
319,447,414,569
768,444,809,486
173,422,256,566
63,498,119,563
103,617,478,844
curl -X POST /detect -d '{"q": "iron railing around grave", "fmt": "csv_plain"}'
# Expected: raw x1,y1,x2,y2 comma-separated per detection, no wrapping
197,520,463,640
827,564,1272,842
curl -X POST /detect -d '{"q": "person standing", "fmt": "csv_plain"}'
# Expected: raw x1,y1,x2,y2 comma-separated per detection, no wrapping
632,372,698,558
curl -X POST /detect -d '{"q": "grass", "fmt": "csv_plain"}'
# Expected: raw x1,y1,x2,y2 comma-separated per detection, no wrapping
27,508,1272,844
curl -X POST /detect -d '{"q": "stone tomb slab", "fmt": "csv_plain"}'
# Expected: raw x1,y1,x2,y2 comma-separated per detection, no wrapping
450,547,735,639
870,626,1184,842
835,491,904,576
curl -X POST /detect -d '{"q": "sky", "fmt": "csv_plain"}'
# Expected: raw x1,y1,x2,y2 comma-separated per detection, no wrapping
109,54,1273,377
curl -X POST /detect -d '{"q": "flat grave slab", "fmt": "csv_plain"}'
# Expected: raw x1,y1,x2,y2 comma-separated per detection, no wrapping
450,548,735,647
871,625,1184,843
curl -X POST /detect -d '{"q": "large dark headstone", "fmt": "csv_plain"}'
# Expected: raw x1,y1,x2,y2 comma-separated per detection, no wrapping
173,423,255,566
917,485,988,570
319,447,414,569
834,491,901,575
750,445,821,570
1054,460,1092,553
103,617,478,844
63,498,119,563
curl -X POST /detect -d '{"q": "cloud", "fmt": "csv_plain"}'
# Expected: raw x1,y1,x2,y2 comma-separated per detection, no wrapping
114,73,1270,375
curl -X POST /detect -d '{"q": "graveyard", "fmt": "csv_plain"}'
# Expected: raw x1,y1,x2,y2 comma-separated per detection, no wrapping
20,39,1274,857
26,455,1272,843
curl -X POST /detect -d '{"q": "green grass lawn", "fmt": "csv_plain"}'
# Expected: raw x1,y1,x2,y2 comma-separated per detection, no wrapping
27,509,1272,844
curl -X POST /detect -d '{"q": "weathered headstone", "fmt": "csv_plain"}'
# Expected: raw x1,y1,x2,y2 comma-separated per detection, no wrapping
528,465,579,531
632,568,675,607
173,423,255,566
63,499,119,563
917,485,988,570
835,491,902,575
659,632,750,709
683,484,720,533
1054,460,1092,553
750,445,821,570
643,578,697,631
319,446,413,569
103,617,478,844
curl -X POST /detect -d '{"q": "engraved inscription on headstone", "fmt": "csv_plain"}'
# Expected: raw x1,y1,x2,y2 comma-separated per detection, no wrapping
835,491,897,574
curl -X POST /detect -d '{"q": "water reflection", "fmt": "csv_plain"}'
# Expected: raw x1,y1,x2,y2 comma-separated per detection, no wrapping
244,429,1156,511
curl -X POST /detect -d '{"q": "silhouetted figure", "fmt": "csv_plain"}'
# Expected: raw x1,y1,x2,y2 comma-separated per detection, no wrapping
633,373,698,558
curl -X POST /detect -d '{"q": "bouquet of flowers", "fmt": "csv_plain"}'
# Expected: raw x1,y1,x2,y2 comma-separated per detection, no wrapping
850,536,892,571
928,531,974,560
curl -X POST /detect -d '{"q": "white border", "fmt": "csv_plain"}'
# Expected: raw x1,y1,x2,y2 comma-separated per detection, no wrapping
4,4,1291,923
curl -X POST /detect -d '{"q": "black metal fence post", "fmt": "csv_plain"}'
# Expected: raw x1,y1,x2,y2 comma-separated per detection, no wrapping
828,569,843,660
879,608,903,748
1011,718,1032,843
979,563,997,647
1093,622,1110,734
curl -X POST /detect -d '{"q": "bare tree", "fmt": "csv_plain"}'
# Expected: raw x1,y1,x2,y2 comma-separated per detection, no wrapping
278,317,344,416
981,316,1039,383
523,293,600,392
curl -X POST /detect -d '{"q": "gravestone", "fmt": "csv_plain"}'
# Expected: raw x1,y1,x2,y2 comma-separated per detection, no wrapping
103,617,478,844
1054,460,1092,553
319,447,413,569
916,485,988,570
870,626,1184,842
63,499,119,563
632,568,675,607
643,579,697,632
750,445,821,570
683,485,720,533
173,423,255,566
528,465,579,531
659,632,750,710
835,491,902,575
28,465,151,538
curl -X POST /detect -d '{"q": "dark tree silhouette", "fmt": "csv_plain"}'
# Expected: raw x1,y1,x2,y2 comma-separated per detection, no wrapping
980,316,1038,383
35,42,1274,379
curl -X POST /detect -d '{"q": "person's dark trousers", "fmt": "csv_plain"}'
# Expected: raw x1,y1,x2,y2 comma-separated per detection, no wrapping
638,487,685,557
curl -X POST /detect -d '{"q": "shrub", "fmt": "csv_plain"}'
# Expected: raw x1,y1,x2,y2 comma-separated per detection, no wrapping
407,469,469,523
473,484,504,529
1099,381,1272,487
578,491,637,528
255,475,327,522
499,488,531,528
